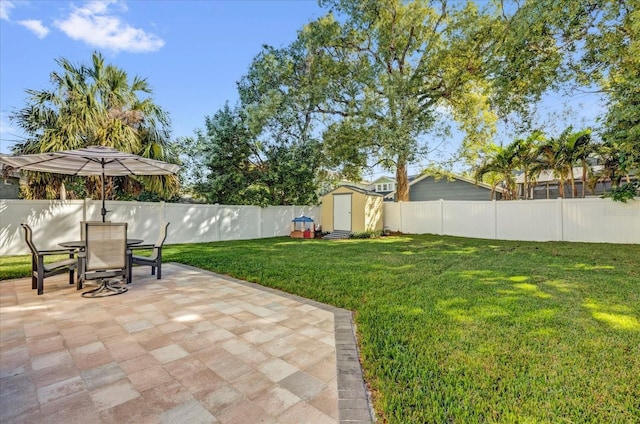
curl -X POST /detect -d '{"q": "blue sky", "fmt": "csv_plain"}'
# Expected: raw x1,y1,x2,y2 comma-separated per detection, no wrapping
0,0,326,153
0,0,606,177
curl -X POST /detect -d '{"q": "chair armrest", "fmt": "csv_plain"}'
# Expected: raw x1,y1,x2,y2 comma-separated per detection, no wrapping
129,244,155,251
38,248,76,256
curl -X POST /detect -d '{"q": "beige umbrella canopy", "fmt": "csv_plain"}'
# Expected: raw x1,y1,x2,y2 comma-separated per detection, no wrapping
0,145,180,221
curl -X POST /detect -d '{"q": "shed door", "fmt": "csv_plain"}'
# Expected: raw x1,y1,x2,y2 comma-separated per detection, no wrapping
333,194,352,231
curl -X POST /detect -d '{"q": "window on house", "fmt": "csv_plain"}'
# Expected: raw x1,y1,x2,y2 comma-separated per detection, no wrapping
382,183,388,191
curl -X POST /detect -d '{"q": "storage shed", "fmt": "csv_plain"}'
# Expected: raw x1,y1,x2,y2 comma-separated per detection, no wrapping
321,185,383,233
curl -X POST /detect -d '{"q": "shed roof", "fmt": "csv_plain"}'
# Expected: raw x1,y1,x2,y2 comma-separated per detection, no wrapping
324,184,383,197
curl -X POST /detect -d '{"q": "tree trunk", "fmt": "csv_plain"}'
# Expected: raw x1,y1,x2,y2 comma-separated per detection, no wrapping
396,161,409,202
581,161,587,198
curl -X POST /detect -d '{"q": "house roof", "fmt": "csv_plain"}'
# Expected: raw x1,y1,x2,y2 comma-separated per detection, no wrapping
383,173,505,199
411,173,506,192
370,176,396,184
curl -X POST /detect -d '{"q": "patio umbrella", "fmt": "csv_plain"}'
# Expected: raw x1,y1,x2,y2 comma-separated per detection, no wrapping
0,145,180,222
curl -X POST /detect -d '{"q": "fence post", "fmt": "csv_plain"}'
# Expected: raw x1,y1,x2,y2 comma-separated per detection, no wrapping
83,198,89,221
214,203,220,242
258,206,263,239
557,197,564,241
440,199,444,235
493,199,498,240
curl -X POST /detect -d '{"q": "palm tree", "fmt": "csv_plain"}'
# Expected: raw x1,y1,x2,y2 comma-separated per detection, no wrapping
567,129,594,198
10,52,179,200
475,141,519,200
535,129,574,198
512,131,545,199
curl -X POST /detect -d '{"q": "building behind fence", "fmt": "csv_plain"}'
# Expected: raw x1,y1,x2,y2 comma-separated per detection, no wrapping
1,197,638,256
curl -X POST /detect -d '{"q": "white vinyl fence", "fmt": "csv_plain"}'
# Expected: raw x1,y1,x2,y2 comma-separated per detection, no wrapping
2,197,638,256
0,199,320,256
383,198,639,244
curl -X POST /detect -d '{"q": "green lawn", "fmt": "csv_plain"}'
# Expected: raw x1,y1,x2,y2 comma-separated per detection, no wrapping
2,235,639,423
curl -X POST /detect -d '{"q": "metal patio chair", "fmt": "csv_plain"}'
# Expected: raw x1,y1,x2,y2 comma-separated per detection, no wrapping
81,222,129,297
20,223,76,295
130,222,169,280
77,220,110,287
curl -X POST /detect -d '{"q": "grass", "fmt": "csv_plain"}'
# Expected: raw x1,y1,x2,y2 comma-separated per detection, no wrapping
2,234,639,423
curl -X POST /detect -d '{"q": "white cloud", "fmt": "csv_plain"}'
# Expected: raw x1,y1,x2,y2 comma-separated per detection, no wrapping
0,1,15,21
54,0,164,53
18,19,50,38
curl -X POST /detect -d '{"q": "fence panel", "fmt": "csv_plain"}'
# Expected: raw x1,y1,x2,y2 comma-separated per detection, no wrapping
1,201,322,256
562,198,640,244
383,197,638,244
262,206,293,238
382,203,401,231
399,201,442,235
164,203,219,244
496,200,561,241
443,201,495,239
2,198,637,256
0,200,84,255
218,205,261,241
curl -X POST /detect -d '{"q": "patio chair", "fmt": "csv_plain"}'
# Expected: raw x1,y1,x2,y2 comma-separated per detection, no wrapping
130,222,169,280
20,223,76,295
81,222,129,297
80,220,109,240
77,220,110,286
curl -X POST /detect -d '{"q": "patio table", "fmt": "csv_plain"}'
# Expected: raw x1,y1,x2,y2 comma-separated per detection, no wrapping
59,239,143,287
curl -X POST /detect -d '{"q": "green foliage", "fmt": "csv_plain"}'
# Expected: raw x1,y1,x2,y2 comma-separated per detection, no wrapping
535,126,594,199
507,0,639,173
9,51,180,200
476,127,601,200
474,141,521,199
280,0,512,200
349,230,383,239
602,181,640,203
186,104,321,206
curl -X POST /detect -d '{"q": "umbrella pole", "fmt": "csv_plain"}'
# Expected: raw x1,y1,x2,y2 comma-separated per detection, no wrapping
101,166,106,222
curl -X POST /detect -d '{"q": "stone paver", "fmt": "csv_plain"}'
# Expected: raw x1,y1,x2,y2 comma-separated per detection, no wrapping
0,263,373,423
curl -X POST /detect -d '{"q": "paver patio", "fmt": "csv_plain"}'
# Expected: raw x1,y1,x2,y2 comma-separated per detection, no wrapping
0,263,373,423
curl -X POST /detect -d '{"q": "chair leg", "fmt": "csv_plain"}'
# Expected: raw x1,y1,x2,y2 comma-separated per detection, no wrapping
31,255,37,290
127,251,132,284
156,250,162,280
69,252,75,285
37,257,45,295
77,256,85,290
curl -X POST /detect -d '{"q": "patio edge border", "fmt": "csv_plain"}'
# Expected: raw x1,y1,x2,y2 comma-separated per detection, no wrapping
169,262,375,424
